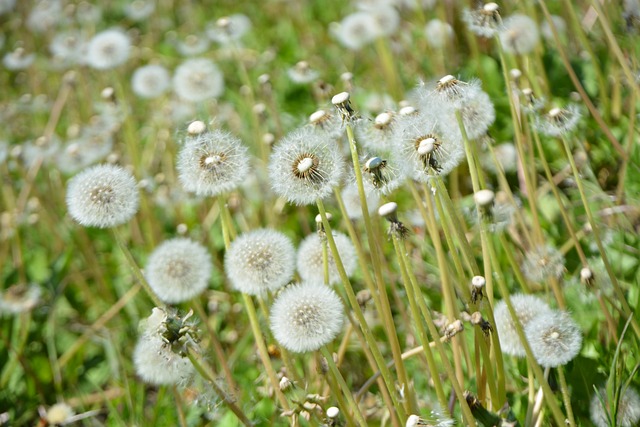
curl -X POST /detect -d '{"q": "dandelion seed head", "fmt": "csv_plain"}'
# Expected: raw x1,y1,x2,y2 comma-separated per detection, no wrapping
268,127,345,206
124,0,155,21
66,164,139,228
131,64,170,99
297,232,357,286
270,281,344,353
494,293,553,357
224,229,295,296
287,60,319,84
45,403,74,425
0,283,41,315
86,28,131,70
540,15,567,41
3,47,35,71
499,14,540,55
424,19,454,49
146,238,212,303
590,386,640,427
177,129,249,197
341,181,380,220
462,3,502,37
521,244,565,283
534,104,581,137
173,58,224,103
525,310,582,367
206,14,251,44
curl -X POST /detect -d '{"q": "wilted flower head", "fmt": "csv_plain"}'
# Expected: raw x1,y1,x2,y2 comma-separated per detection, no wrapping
524,310,582,367
133,308,196,385
462,2,502,38
145,238,212,304
533,105,581,137
131,64,171,99
268,127,345,206
297,231,357,286
66,164,139,228
590,386,640,427
173,58,224,102
224,229,296,295
86,28,131,70
0,283,41,315
521,244,565,283
206,14,252,44
270,281,344,353
177,129,249,197
499,14,540,55
494,293,553,357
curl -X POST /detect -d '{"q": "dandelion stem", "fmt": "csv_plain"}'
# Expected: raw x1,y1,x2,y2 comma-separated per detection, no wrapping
557,366,576,427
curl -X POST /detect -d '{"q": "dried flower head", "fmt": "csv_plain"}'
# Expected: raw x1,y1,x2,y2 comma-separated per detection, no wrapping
499,14,540,55
173,58,224,102
297,231,357,286
177,129,249,197
66,164,139,228
133,308,196,385
268,127,345,206
590,386,640,427
145,238,212,304
521,244,565,283
270,281,344,353
224,229,295,295
493,293,553,357
86,28,131,70
524,310,582,367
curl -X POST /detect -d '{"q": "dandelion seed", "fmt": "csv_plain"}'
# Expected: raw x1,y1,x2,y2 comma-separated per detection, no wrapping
533,105,581,137
493,293,553,357
270,281,344,353
524,310,582,367
424,19,454,49
521,244,565,283
297,232,357,286
499,14,540,55
86,28,131,70
131,64,171,99
177,129,249,197
268,127,345,206
590,386,640,427
133,308,196,385
173,58,224,103
66,164,139,228
462,2,502,38
145,238,212,304
224,229,295,296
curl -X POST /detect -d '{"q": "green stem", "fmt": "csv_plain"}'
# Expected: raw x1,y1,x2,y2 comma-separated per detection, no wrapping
557,366,576,427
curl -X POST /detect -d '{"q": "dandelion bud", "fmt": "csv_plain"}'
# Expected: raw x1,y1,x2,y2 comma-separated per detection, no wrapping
187,120,206,136
279,376,293,391
331,91,356,120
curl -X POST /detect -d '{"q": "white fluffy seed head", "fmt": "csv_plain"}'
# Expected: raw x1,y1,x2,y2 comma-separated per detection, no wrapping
494,293,553,357
177,129,249,197
86,28,131,70
131,64,170,99
521,245,565,283
173,58,224,102
525,310,582,367
268,127,345,206
499,14,540,55
145,238,212,303
224,229,295,296
590,386,640,427
66,164,139,228
133,309,195,385
297,232,357,286
269,281,344,353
